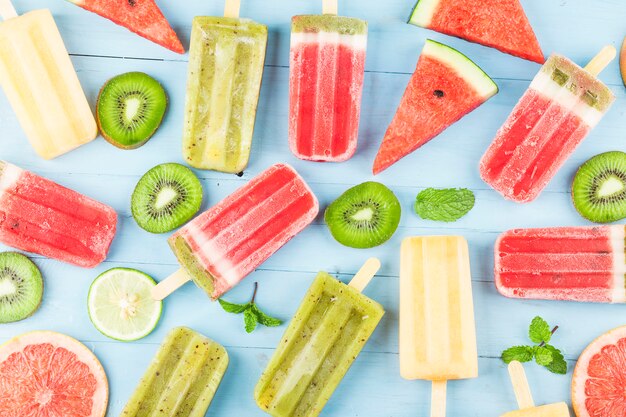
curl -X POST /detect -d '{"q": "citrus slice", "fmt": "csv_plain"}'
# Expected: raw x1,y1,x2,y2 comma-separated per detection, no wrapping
0,331,108,417
88,268,162,341
572,325,626,416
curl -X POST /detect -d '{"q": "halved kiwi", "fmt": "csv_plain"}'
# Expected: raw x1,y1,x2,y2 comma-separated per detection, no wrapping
572,151,626,223
131,163,203,233
325,182,401,248
97,72,167,149
0,252,43,323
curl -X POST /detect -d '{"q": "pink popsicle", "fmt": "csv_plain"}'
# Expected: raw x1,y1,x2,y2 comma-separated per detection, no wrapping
480,52,615,203
0,161,117,267
495,226,625,303
288,15,367,162
167,163,319,299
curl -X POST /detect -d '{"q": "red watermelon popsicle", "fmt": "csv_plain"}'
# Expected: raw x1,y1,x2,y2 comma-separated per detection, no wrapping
0,161,117,267
153,164,319,301
289,0,367,162
373,40,497,174
66,0,184,53
495,226,626,304
480,48,616,203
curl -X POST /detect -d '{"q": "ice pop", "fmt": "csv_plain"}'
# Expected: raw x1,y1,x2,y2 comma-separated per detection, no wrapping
0,2,97,160
495,225,626,304
182,0,267,173
288,0,367,162
121,327,228,417
255,258,385,417
400,236,477,416
0,161,117,268
480,47,616,202
152,163,318,301
501,361,570,417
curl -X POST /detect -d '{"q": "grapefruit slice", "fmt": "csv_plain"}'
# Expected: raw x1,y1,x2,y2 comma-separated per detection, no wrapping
409,0,544,64
373,40,497,174
572,325,626,417
67,0,184,54
0,331,108,417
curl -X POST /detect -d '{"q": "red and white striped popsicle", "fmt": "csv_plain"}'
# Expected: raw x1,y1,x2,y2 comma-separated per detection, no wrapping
495,226,625,303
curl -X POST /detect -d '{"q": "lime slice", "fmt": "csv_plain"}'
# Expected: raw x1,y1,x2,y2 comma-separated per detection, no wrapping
88,268,162,341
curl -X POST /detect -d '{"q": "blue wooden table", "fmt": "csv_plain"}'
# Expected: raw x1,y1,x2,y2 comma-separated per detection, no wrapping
1,1,625,416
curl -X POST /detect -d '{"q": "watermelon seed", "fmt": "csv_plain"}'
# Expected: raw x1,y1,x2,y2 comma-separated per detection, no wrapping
433,90,444,98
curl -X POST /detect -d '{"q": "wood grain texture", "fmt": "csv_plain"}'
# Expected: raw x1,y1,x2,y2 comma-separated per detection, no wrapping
1,1,625,416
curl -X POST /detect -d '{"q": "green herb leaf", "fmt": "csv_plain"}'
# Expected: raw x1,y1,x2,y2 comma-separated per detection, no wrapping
529,316,552,344
244,308,258,333
252,305,283,328
534,346,554,366
414,188,475,222
544,345,567,375
502,346,535,363
218,299,249,314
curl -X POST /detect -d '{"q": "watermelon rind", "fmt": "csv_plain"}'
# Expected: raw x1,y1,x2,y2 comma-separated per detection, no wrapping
423,39,498,99
408,0,439,27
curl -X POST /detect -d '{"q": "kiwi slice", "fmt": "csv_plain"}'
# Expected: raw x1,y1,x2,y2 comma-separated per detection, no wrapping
97,72,167,149
131,163,203,233
0,252,43,323
572,151,626,223
325,182,401,248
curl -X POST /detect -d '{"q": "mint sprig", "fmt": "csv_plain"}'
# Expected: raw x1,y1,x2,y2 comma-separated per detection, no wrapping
414,188,475,222
218,282,283,333
501,316,567,374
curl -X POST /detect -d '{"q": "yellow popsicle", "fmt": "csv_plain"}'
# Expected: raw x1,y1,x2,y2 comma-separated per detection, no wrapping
502,403,570,417
0,8,97,159
400,236,477,416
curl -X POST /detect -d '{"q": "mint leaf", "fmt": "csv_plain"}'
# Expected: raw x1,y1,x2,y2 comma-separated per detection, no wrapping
502,346,535,363
534,346,553,366
544,345,567,374
244,308,258,333
414,188,475,222
252,305,282,327
529,316,552,344
218,299,249,314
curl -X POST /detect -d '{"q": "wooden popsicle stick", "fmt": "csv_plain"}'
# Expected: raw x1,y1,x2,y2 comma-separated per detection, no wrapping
151,268,191,301
0,0,18,20
348,258,381,292
584,45,617,77
322,0,338,15
224,0,241,18
508,361,535,409
430,380,447,417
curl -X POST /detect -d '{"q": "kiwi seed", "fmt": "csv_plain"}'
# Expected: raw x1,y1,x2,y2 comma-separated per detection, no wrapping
132,163,203,233
324,182,401,248
0,252,44,324
97,72,167,149
572,151,626,223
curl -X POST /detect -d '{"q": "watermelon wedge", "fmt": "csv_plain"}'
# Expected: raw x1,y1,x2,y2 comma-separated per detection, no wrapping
67,0,184,54
409,0,544,64
373,40,497,175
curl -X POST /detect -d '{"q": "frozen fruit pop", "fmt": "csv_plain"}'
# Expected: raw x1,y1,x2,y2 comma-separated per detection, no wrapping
400,236,477,416
501,361,571,417
0,161,117,268
480,47,617,202
0,2,97,160
152,163,318,301
66,0,184,54
495,226,626,304
183,0,267,173
289,0,367,162
121,327,228,417
255,258,385,417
